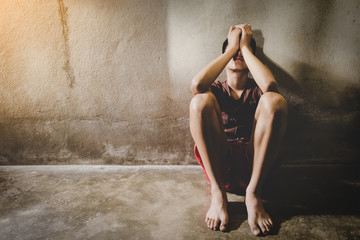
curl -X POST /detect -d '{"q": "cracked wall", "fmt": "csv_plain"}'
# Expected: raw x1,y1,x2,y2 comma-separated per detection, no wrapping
0,0,359,165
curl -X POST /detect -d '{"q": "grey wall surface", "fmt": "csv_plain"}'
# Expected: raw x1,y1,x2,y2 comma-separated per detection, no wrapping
0,0,359,165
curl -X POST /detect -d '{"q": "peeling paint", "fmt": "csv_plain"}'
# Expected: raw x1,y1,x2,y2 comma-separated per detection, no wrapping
57,0,75,88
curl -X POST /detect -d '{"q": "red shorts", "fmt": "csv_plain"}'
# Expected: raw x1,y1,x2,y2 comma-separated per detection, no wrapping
194,141,252,193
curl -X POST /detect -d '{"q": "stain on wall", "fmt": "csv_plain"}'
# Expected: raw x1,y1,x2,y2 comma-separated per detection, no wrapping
57,0,75,88
0,0,359,165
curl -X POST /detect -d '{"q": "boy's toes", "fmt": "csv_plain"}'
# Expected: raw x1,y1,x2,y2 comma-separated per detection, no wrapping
251,225,261,236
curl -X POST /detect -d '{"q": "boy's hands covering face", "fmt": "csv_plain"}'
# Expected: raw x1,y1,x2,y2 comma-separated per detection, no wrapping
226,24,253,54
236,23,253,52
226,26,241,54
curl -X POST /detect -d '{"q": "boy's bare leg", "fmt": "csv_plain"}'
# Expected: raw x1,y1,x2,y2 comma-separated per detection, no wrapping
189,92,229,231
246,92,288,235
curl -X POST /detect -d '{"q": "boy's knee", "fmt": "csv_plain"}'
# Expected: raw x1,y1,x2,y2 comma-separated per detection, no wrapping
259,92,288,116
190,92,218,114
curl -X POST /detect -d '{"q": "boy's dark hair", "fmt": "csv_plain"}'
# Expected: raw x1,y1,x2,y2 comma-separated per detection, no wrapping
222,36,256,54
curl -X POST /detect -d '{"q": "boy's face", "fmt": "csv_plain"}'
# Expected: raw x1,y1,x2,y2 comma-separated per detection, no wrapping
226,49,248,71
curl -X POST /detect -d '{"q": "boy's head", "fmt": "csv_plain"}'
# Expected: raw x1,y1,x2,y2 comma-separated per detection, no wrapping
222,36,256,54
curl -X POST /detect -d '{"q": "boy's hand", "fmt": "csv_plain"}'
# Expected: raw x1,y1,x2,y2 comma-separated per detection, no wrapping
236,23,253,52
226,26,242,54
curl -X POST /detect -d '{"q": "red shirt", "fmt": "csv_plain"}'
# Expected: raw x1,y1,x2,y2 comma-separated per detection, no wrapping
210,79,262,142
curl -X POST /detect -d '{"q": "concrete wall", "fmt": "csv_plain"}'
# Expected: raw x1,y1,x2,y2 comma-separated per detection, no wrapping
0,0,359,165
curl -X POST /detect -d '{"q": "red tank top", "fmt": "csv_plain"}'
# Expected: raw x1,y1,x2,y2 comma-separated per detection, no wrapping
210,79,262,142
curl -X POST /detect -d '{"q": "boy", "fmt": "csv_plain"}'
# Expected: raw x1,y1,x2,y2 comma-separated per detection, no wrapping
189,24,287,235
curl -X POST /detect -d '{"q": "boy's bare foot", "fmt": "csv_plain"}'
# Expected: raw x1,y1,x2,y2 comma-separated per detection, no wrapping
205,188,229,231
245,191,273,235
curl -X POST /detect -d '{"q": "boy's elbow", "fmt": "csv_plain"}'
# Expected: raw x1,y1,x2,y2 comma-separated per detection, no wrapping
263,81,279,93
190,81,199,95
191,80,207,95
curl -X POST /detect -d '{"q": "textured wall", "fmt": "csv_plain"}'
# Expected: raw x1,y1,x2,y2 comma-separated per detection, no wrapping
0,0,359,165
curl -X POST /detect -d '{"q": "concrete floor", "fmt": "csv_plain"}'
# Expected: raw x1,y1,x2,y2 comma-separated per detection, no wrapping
0,165,360,240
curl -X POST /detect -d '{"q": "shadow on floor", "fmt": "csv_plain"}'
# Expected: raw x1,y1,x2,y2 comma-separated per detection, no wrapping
263,164,360,232
227,201,247,232
225,164,360,235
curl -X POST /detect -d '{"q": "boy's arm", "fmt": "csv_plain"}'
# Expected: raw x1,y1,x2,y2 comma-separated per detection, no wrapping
239,24,278,93
191,27,241,95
